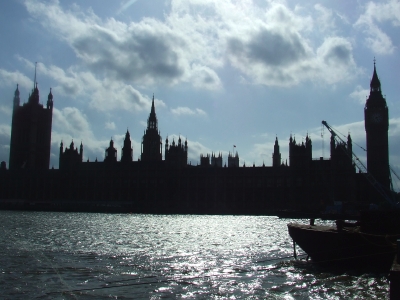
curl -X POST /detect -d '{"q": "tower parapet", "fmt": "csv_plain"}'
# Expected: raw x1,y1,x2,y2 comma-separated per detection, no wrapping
211,152,223,167
59,140,83,169
9,82,53,170
165,136,188,167
289,134,312,168
228,151,239,167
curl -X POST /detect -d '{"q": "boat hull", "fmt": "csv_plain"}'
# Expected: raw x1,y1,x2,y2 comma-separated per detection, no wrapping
288,223,397,271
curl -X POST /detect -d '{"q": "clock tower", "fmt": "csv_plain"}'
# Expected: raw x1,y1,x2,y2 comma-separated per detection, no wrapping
364,61,390,191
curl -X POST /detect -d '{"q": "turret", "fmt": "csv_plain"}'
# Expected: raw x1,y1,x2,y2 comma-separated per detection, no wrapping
347,133,352,156
29,83,40,105
141,94,162,162
272,136,281,167
148,94,158,130
13,84,20,110
80,142,83,160
121,130,133,163
47,88,53,110
105,138,117,163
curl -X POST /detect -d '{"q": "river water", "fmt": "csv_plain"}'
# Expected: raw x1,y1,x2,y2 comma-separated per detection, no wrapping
0,211,389,299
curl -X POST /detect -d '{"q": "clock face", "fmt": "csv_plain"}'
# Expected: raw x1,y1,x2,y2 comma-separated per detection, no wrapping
371,113,383,123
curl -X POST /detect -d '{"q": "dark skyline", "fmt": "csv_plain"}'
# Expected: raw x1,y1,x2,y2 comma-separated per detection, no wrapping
0,1,399,190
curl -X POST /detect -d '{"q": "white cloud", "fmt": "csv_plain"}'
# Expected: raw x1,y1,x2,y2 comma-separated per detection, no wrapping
0,68,32,90
0,106,12,116
0,124,11,138
0,124,11,165
355,0,400,55
186,139,211,165
190,64,222,90
105,121,116,130
23,0,360,92
24,0,221,89
314,4,335,32
51,107,109,162
17,57,158,112
350,85,369,104
171,106,207,116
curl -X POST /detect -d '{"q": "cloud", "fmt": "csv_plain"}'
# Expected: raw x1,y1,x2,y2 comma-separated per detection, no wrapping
0,68,32,90
190,64,222,90
171,107,207,116
355,0,400,55
315,37,358,83
0,106,12,116
105,121,116,130
0,124,11,165
350,85,369,104
314,4,335,32
24,0,196,87
186,139,211,165
117,0,138,15
52,107,106,162
52,106,144,164
17,57,158,112
23,0,360,91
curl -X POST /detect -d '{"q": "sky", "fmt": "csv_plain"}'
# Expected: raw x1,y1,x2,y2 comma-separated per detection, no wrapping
0,0,399,188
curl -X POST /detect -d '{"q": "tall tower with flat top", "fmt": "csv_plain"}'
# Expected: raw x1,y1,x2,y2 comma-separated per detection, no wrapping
9,82,53,170
364,61,390,191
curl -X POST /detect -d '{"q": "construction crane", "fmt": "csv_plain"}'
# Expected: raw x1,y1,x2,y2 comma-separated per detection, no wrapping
321,120,396,207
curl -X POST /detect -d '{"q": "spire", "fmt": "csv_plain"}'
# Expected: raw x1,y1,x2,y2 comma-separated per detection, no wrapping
14,84,20,97
47,88,53,109
29,82,40,105
370,58,381,93
13,84,20,109
80,142,83,157
122,129,133,163
33,62,37,90
48,88,53,101
147,94,158,130
366,59,386,108
273,136,281,167
151,94,155,114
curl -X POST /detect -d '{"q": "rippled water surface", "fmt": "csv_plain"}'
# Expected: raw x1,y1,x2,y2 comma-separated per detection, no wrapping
0,211,389,299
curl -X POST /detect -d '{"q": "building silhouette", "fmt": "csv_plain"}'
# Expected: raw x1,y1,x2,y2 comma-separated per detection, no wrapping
0,63,393,213
59,140,83,170
9,83,53,170
141,95,162,162
121,130,133,163
272,137,281,167
365,61,390,191
165,136,188,167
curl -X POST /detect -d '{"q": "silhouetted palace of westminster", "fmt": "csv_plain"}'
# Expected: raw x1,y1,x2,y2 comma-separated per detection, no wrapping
0,64,392,214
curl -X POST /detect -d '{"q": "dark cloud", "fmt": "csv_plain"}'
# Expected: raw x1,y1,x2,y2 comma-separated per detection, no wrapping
228,29,307,67
323,43,352,65
71,24,186,85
